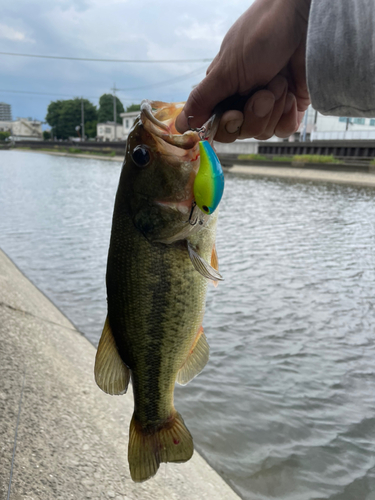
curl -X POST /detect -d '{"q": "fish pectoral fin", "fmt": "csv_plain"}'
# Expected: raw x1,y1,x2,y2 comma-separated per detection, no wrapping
128,410,194,482
211,244,219,288
94,315,130,395
176,326,209,386
187,242,224,282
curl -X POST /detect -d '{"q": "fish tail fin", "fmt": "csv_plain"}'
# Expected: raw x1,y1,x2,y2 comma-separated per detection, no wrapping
128,410,194,482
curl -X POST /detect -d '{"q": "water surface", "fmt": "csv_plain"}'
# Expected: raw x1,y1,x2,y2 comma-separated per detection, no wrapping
1,151,375,500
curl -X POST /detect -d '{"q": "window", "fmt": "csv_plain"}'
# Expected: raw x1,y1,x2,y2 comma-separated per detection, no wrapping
126,119,129,128
105,127,111,133
339,117,347,123
370,119,375,126
353,118,365,125
99,127,103,133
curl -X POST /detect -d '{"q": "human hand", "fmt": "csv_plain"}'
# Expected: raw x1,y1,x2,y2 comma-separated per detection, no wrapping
175,0,311,142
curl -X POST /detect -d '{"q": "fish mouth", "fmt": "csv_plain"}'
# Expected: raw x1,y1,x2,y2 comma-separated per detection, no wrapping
140,100,220,151
140,100,200,151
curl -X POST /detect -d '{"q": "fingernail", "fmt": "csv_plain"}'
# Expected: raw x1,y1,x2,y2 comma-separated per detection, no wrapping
225,119,243,134
253,97,274,118
283,93,295,115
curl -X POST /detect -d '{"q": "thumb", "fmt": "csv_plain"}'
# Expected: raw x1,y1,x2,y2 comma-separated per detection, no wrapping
175,66,233,133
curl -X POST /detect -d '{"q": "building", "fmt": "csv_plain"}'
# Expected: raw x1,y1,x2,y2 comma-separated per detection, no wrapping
120,111,140,139
10,118,43,141
0,121,12,132
96,122,124,141
0,103,12,121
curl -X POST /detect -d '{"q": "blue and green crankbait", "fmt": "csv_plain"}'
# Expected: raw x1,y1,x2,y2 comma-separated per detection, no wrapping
193,140,224,215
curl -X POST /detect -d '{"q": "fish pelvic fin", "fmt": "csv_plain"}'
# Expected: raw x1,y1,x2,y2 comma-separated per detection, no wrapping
94,315,130,395
128,411,194,482
187,241,224,282
176,326,209,386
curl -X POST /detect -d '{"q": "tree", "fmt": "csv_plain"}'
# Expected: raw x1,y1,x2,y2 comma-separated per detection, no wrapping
98,94,124,124
126,103,141,112
43,131,51,140
46,98,98,140
0,131,10,141
85,120,98,139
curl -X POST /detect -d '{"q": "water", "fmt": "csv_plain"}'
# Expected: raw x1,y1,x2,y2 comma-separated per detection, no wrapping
1,150,375,500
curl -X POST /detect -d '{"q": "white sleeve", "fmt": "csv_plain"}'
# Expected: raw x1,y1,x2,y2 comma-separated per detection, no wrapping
306,0,375,117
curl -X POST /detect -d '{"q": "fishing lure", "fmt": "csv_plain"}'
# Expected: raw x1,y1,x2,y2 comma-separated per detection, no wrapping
193,140,224,215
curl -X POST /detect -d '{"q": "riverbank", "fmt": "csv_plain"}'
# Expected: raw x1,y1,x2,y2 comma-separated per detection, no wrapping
0,248,239,500
11,148,124,162
226,164,375,188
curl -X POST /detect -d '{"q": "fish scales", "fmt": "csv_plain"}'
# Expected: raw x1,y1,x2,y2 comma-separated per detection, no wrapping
94,100,223,482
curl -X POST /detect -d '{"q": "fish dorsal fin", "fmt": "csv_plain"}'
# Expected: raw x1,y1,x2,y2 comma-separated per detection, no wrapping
94,316,130,395
211,244,219,288
187,242,224,282
176,326,209,385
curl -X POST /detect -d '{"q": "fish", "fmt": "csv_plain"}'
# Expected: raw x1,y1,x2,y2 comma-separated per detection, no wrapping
94,100,224,482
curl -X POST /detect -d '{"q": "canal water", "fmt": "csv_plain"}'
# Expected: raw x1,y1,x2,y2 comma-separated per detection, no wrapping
1,150,375,500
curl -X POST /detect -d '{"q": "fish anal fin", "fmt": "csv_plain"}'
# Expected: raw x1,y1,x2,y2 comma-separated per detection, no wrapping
128,411,194,482
94,315,130,395
211,244,219,287
176,326,209,386
187,242,223,282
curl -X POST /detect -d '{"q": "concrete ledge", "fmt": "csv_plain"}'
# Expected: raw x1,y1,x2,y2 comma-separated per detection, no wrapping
226,165,375,188
0,249,239,500
9,149,124,163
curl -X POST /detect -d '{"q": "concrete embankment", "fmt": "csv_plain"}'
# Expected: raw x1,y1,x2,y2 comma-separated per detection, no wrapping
226,165,375,188
0,249,239,500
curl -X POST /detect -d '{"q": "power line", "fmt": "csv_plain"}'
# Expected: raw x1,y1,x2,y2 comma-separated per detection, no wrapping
0,65,206,101
0,51,213,64
117,65,206,92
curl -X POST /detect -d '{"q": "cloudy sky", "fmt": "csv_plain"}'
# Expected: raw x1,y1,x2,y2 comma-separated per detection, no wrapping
1,0,253,124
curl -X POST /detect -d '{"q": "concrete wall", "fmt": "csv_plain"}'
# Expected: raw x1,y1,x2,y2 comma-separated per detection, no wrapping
0,248,239,500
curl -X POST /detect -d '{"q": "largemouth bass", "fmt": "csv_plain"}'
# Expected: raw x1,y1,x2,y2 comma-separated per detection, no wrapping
94,100,223,482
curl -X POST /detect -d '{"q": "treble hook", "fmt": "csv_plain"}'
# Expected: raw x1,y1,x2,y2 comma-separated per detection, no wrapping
187,116,207,141
188,201,198,226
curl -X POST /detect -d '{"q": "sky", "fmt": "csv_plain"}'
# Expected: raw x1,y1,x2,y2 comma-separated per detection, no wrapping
0,0,253,125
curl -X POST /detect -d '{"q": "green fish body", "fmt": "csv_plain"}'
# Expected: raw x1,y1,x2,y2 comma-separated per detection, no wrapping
94,101,222,482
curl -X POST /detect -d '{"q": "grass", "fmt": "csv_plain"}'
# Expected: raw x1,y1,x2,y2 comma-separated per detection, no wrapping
238,153,340,164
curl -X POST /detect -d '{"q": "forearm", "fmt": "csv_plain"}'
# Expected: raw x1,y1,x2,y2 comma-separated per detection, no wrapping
307,0,375,116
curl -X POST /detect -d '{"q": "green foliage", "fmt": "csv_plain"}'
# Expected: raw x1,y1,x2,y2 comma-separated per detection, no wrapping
85,120,98,139
0,131,10,141
238,154,268,161
292,154,340,164
43,131,51,140
98,94,124,124
238,153,340,164
126,103,141,112
46,98,98,140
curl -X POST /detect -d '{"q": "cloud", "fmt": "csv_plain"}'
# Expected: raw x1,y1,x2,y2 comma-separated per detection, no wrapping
0,23,35,42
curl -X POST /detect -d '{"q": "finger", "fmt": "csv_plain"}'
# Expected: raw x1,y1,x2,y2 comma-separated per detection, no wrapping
175,65,232,134
274,93,299,138
254,76,287,140
237,90,275,139
214,110,244,143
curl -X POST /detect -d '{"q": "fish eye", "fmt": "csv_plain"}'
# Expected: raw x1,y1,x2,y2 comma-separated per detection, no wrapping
132,145,151,168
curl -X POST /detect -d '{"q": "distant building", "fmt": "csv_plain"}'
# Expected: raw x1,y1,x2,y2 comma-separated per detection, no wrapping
10,118,43,141
0,121,12,132
0,102,12,121
96,122,124,141
120,111,140,139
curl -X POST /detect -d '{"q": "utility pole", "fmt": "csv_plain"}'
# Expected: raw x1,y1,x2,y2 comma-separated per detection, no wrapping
111,84,117,141
81,99,85,142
